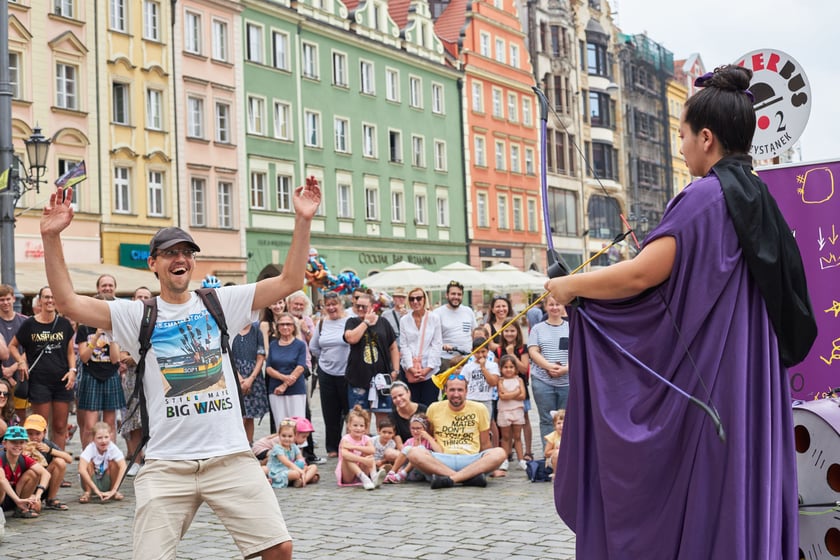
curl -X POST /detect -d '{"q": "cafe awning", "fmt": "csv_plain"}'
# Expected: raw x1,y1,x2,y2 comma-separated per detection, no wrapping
13,262,200,296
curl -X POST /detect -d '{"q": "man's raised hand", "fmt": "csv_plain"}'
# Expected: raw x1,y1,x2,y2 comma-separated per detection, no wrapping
294,176,322,220
40,186,75,236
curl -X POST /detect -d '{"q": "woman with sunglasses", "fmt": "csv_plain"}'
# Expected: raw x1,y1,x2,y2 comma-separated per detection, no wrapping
309,292,350,457
259,298,287,431
265,312,308,423
399,288,442,407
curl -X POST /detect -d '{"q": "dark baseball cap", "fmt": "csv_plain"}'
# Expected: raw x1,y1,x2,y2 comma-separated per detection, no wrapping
149,227,201,255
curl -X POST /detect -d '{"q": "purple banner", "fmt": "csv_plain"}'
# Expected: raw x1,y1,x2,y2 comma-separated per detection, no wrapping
759,161,840,400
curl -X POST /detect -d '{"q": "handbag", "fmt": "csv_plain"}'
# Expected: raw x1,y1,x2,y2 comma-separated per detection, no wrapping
526,458,553,482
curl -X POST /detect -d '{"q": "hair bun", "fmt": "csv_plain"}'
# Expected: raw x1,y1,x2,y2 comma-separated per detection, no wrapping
699,65,753,92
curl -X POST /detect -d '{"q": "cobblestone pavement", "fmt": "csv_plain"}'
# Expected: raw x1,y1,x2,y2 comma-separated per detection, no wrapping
1,387,576,559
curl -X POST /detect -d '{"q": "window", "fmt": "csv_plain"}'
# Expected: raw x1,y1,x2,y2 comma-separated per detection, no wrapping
114,167,131,213
187,97,204,138
587,42,609,78
497,194,509,229
334,117,349,153
212,20,228,61
477,192,489,227
492,88,503,118
589,91,614,128
409,76,422,108
495,38,505,63
146,89,162,130
479,32,490,57
272,31,289,70
513,197,523,230
246,23,263,63
302,42,318,79
507,93,518,122
147,170,164,217
522,98,533,126
495,140,505,171
191,177,206,226
386,68,399,102
110,0,126,31
247,96,266,135
217,181,232,228
389,130,402,163
432,83,444,114
551,25,561,56
304,110,321,147
550,189,578,236
415,193,427,225
274,102,291,140
474,136,486,167
215,102,230,142
553,131,566,173
436,195,449,227
360,61,374,94
363,124,377,157
525,148,535,175
143,1,160,40
510,144,521,173
391,191,404,223
54,0,74,18
332,52,348,87
591,142,618,180
9,53,20,99
434,140,447,171
471,81,483,112
337,183,352,218
55,63,78,110
184,11,202,55
277,174,292,212
365,186,379,220
112,83,129,125
250,171,267,209
510,44,520,68
411,136,425,167
527,198,538,232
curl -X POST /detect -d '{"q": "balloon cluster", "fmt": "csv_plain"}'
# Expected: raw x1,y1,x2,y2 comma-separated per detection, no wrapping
305,248,363,295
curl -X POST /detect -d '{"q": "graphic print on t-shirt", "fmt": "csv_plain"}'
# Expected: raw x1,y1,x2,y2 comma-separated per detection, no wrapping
152,310,226,397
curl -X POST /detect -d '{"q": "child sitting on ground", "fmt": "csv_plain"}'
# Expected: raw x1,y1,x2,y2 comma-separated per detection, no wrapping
0,426,50,519
264,418,319,488
385,413,441,483
544,409,565,473
79,421,127,503
496,355,527,470
336,405,386,490
289,416,323,466
23,414,72,511
371,418,400,472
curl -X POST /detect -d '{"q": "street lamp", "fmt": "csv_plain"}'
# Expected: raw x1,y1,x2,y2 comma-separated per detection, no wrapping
0,126,52,312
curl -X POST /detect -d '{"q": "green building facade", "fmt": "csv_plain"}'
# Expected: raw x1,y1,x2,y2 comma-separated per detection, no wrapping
241,0,466,282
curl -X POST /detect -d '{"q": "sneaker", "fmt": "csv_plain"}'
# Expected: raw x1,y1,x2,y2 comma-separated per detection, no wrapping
127,463,141,477
394,470,407,483
360,473,375,490
499,459,509,471
430,475,454,490
518,459,528,471
384,471,398,484
310,456,327,465
373,469,387,488
462,473,487,487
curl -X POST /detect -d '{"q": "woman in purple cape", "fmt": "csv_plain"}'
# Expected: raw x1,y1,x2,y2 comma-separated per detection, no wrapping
546,65,816,559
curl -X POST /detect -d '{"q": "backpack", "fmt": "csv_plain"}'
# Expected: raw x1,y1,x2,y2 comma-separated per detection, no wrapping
526,458,553,482
119,288,245,488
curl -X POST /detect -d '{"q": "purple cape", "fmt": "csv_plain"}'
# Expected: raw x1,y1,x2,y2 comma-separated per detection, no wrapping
555,172,798,559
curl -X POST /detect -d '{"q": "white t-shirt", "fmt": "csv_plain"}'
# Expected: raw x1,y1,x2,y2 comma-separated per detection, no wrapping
109,285,255,460
80,441,125,475
462,358,499,402
434,304,477,360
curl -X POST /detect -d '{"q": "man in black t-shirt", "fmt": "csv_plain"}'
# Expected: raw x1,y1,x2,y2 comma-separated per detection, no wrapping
343,294,400,424
0,285,28,416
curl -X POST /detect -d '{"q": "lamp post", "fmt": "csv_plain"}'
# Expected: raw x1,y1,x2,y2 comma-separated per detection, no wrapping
0,126,51,312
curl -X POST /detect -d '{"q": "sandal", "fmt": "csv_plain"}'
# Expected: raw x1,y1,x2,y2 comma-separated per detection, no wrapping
79,492,90,504
60,479,72,488
13,508,39,519
45,498,69,511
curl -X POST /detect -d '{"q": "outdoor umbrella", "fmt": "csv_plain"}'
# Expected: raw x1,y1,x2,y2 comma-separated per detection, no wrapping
361,261,449,291
436,261,494,291
483,263,547,292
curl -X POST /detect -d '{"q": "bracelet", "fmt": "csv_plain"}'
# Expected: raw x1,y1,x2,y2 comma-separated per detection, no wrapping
35,484,46,493
68,367,77,373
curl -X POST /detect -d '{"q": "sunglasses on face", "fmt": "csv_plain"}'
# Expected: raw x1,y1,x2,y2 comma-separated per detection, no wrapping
0,391,9,398
409,296,424,302
355,304,369,311
278,323,295,328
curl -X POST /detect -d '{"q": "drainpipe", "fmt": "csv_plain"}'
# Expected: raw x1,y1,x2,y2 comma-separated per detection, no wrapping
171,0,181,226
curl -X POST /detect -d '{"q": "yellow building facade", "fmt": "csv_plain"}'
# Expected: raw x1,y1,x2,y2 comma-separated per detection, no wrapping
666,77,691,193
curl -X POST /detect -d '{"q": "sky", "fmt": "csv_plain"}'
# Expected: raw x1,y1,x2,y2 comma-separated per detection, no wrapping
611,0,840,163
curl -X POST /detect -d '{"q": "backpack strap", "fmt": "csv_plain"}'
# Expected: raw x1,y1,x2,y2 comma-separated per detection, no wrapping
195,288,246,414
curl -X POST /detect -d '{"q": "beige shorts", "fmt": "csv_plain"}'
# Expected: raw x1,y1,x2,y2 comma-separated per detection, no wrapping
132,450,291,560
497,407,526,427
